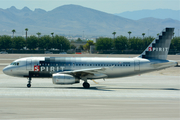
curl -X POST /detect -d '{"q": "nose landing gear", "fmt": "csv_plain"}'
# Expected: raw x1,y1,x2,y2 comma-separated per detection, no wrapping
27,77,31,88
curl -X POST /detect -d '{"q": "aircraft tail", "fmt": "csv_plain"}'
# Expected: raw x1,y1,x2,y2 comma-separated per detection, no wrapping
138,28,174,60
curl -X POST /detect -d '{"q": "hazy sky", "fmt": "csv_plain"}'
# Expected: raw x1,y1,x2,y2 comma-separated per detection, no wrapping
0,0,179,13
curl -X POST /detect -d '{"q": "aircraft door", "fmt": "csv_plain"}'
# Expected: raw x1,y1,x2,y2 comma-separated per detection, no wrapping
134,60,140,71
26,59,32,70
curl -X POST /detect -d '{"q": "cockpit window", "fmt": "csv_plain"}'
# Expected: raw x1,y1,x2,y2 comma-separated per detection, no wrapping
10,62,19,66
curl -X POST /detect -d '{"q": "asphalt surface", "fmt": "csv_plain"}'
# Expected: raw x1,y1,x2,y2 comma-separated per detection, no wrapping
0,54,179,120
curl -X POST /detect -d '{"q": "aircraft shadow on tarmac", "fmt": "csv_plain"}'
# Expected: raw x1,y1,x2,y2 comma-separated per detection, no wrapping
54,86,113,91
54,87,180,91
105,87,180,91
9,86,180,91
8,86,113,91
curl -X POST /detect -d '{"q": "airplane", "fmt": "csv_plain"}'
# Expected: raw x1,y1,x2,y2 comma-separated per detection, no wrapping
3,28,178,88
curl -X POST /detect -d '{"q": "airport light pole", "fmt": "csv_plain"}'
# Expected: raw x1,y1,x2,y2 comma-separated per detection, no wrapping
25,28,28,50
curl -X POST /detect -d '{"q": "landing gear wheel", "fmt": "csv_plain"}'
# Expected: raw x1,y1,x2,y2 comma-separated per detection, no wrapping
27,77,32,88
83,82,90,89
27,84,31,88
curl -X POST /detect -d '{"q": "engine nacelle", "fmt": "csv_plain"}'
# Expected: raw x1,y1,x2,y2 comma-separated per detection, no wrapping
52,73,79,84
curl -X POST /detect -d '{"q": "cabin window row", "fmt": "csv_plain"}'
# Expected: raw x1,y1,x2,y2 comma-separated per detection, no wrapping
39,63,131,67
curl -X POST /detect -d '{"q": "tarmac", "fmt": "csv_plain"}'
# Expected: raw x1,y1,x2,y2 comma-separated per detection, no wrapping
0,54,179,120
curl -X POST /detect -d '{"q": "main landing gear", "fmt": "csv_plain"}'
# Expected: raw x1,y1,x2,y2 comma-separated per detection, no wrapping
27,77,31,88
83,82,90,89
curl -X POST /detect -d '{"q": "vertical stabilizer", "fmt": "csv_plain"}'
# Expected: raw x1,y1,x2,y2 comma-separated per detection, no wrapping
138,28,174,60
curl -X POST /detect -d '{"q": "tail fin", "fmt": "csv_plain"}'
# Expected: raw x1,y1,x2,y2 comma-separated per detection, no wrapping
138,28,174,60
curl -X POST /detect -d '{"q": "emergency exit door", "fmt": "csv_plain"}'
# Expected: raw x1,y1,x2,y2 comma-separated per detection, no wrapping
134,60,140,71
26,59,32,70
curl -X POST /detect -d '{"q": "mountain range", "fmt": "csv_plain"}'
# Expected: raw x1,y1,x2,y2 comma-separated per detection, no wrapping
115,9,180,21
0,5,180,37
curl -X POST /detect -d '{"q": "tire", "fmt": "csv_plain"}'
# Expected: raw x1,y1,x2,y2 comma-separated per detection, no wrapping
27,84,31,88
83,82,90,88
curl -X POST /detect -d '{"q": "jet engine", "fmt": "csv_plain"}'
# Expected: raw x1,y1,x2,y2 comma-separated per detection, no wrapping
52,73,79,84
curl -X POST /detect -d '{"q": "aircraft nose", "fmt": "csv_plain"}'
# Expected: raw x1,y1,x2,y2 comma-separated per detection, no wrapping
3,66,10,75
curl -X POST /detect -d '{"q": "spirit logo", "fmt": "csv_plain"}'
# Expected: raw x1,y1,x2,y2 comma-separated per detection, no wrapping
40,66,65,72
34,65,65,72
34,65,40,71
148,47,168,52
148,47,152,51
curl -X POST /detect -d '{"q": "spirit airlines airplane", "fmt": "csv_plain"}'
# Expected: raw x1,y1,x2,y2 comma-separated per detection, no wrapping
3,28,178,88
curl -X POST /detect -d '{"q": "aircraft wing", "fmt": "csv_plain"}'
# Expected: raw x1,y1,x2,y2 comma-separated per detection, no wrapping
57,66,113,79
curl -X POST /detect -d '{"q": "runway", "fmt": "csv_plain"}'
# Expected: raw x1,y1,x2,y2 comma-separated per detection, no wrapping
0,54,180,120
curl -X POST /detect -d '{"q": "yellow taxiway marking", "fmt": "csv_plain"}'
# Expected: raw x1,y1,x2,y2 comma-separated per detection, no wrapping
92,80,99,84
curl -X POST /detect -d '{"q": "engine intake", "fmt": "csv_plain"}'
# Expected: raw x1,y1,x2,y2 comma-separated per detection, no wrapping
52,73,79,84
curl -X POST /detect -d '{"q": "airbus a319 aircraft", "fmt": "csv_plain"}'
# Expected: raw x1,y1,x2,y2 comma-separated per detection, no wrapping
3,28,178,88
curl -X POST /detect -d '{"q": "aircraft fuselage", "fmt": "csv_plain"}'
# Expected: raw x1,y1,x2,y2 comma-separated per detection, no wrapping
3,57,177,79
